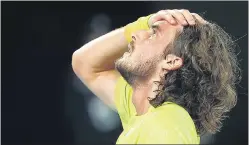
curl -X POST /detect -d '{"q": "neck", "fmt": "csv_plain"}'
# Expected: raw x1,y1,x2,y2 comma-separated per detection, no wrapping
131,77,160,116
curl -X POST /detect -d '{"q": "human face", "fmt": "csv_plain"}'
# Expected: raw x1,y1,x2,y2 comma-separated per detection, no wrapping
115,21,183,85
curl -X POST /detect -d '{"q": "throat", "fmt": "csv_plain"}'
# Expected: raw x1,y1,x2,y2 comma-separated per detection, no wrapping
131,85,153,116
133,98,151,116
130,75,162,116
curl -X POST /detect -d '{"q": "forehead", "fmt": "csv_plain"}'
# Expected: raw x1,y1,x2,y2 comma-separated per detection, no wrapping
154,20,183,38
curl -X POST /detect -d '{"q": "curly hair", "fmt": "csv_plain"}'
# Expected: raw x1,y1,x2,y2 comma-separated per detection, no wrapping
149,21,241,135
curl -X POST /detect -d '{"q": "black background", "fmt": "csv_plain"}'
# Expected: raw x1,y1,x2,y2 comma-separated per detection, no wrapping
2,1,248,145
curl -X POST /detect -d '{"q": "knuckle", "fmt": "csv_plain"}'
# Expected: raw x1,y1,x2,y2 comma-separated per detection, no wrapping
163,10,174,16
182,9,189,12
170,10,179,16
174,10,181,14
164,10,171,13
158,10,165,14
192,13,200,17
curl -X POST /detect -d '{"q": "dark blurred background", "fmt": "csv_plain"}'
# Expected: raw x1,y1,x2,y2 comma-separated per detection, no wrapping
2,1,248,145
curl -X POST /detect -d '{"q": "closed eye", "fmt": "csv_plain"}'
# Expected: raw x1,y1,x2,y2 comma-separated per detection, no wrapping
149,25,158,39
152,28,156,34
151,24,159,33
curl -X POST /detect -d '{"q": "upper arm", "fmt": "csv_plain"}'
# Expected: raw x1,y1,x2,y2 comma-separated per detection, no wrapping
75,68,121,110
89,70,121,110
72,50,134,126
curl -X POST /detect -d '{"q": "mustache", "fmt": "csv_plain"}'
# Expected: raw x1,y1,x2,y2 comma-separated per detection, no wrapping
128,41,135,53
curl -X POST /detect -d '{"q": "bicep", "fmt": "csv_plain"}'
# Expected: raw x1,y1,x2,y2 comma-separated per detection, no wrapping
81,70,121,110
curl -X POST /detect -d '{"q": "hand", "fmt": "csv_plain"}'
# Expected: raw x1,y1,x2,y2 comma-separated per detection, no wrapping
148,9,206,27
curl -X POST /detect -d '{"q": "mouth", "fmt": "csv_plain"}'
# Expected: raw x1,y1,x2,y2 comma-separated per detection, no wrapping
122,52,131,58
124,52,129,55
128,43,133,53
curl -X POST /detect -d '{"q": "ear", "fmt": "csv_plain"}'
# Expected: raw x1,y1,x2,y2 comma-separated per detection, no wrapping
161,54,183,71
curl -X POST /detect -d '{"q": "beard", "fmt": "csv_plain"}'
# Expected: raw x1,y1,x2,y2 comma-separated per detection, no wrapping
115,53,160,86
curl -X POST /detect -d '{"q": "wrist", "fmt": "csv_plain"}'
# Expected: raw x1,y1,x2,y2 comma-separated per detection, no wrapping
124,14,153,43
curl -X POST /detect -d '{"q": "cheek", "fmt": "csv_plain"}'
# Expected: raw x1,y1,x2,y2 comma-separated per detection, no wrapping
132,45,149,58
132,40,165,61
133,48,155,63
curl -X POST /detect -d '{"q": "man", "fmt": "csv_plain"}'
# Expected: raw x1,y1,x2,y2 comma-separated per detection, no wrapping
72,9,240,144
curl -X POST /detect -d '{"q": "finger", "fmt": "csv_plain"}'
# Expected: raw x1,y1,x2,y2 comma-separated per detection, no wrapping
179,9,195,25
168,10,188,25
192,13,207,24
157,10,176,24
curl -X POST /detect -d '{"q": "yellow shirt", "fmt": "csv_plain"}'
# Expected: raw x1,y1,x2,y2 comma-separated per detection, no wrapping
114,77,200,144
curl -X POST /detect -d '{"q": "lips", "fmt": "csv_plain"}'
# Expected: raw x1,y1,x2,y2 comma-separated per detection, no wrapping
127,45,132,53
123,52,130,57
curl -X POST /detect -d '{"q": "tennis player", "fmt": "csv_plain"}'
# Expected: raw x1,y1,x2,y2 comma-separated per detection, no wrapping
72,9,240,144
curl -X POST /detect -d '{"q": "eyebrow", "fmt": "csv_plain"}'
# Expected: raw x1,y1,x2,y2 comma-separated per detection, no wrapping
151,24,160,30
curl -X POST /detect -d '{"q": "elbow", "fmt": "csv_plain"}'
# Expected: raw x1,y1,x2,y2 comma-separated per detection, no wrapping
72,50,83,76
72,50,96,82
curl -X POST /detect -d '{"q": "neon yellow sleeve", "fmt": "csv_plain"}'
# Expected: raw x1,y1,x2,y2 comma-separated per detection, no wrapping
114,76,135,130
124,14,152,43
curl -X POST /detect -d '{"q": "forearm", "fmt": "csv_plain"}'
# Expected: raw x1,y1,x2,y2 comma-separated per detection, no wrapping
72,27,128,74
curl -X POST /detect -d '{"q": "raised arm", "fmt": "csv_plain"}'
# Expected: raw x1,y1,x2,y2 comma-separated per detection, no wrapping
71,10,203,110
72,28,127,109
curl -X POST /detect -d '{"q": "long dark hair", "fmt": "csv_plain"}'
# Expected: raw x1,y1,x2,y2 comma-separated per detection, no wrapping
150,22,241,135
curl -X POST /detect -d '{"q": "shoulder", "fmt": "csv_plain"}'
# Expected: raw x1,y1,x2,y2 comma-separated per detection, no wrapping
139,103,199,144
150,103,192,125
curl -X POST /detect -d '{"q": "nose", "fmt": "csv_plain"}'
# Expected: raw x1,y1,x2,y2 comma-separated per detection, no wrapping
131,34,137,42
131,30,149,42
